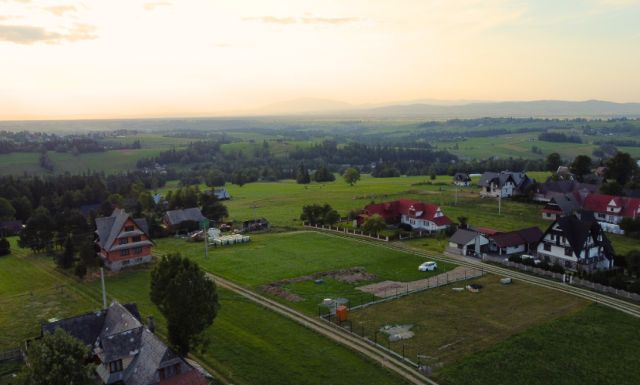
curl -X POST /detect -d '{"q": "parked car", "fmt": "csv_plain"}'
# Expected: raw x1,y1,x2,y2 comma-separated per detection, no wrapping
418,261,438,272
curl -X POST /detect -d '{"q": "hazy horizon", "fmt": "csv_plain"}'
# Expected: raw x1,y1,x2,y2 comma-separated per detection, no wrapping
2,0,640,120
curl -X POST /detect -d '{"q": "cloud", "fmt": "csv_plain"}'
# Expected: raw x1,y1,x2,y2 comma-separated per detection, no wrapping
144,1,172,11
244,14,361,26
0,23,96,44
44,5,77,16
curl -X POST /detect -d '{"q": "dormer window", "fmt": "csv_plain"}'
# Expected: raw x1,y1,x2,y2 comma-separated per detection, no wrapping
109,359,123,373
124,225,134,232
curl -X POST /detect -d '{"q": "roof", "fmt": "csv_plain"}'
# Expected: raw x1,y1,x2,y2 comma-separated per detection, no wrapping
473,227,500,236
453,173,471,182
479,171,532,189
550,215,614,258
95,209,151,251
546,193,582,215
490,227,543,248
363,199,452,225
582,193,640,217
164,208,206,226
449,229,482,245
42,302,207,385
0,220,22,234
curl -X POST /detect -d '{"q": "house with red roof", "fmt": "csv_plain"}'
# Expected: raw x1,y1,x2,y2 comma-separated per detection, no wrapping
581,193,640,224
358,199,452,232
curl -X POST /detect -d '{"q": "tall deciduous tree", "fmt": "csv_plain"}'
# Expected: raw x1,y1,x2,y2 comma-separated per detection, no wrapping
606,152,638,185
20,328,93,385
0,197,16,220
545,152,562,172
150,254,219,355
296,163,311,184
300,204,339,225
570,155,592,181
57,235,75,269
342,167,361,186
19,207,55,252
363,214,386,234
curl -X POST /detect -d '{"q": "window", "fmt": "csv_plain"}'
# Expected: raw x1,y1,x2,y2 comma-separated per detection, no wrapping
109,359,123,373
120,249,130,256
119,238,128,245
550,234,555,241
132,235,141,243
543,243,551,251
124,225,134,232
133,247,143,254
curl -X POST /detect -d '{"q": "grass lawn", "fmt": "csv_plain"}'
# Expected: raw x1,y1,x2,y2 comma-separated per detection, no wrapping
0,242,407,385
155,231,457,315
348,275,589,371
437,304,640,385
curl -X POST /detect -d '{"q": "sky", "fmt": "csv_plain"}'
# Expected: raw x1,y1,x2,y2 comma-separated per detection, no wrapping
1,0,640,120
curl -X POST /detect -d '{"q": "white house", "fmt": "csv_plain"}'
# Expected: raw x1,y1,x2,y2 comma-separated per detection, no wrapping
536,214,614,272
479,171,533,198
359,199,452,232
453,173,471,187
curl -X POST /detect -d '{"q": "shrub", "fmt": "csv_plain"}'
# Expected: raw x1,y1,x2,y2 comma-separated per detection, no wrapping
550,262,565,274
0,237,10,256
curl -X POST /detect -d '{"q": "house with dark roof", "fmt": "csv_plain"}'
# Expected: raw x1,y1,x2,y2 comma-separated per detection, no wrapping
40,302,209,385
478,171,534,198
452,173,471,187
211,188,231,201
487,227,543,256
533,180,597,203
95,209,153,271
542,193,582,220
163,208,206,233
358,199,452,232
0,220,23,236
447,229,489,256
536,214,614,272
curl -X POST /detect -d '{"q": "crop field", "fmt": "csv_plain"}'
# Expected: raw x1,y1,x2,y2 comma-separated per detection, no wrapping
155,231,457,314
437,304,640,385
0,239,407,385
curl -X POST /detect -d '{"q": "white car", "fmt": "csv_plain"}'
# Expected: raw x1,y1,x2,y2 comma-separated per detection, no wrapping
418,261,438,272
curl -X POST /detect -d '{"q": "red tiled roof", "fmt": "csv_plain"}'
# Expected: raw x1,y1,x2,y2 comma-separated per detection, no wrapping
474,227,500,236
363,199,451,225
582,193,640,217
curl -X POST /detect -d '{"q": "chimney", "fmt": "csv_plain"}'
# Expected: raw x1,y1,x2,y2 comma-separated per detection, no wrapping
147,316,155,333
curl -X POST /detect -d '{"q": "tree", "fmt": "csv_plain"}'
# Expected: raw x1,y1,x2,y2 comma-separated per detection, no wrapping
546,153,562,172
0,197,16,220
343,167,361,186
78,241,98,267
313,165,335,182
150,254,219,355
626,250,640,277
300,204,340,225
570,155,592,181
231,170,246,187
457,216,468,229
19,207,55,252
74,262,87,280
600,181,624,196
20,328,93,385
362,214,386,234
205,169,226,187
11,196,32,222
56,235,75,269
0,237,10,256
606,152,638,185
200,194,228,222
296,163,311,184
429,172,436,180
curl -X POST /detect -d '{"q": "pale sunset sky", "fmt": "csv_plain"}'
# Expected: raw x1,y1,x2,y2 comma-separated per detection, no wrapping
1,0,640,119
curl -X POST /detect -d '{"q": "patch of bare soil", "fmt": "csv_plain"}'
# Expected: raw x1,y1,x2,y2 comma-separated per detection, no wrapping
258,267,377,302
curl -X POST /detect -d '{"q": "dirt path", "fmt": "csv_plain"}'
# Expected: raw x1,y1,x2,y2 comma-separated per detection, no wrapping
356,266,483,298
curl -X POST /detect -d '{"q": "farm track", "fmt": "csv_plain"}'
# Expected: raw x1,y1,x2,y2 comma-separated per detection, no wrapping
208,273,434,385
310,229,640,319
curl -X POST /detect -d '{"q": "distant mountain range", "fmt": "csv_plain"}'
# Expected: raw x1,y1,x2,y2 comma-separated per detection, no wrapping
252,98,640,118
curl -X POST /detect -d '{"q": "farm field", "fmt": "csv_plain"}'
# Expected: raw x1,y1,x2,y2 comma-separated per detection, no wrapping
437,304,640,385
155,231,457,315
348,274,589,372
0,239,407,385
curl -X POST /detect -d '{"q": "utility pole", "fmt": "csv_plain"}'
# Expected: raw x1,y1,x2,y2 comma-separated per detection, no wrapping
201,218,210,259
498,191,502,216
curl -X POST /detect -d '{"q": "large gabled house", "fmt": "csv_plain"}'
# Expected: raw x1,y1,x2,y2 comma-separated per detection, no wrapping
536,214,614,272
541,193,582,220
479,171,534,198
533,179,597,203
358,199,452,232
95,209,153,272
581,193,640,224
39,302,209,385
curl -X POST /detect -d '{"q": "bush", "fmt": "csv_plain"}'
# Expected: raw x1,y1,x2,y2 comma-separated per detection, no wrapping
74,262,87,280
508,255,522,263
0,237,10,256
550,262,565,274
629,280,640,294
608,275,627,290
